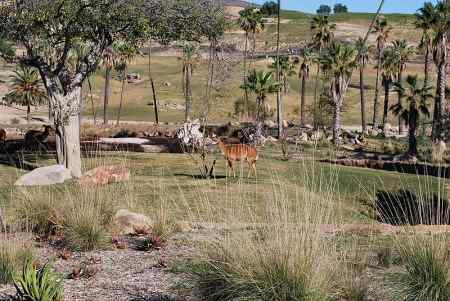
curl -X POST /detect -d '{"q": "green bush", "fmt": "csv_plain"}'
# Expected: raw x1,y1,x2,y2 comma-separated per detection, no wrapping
14,258,63,301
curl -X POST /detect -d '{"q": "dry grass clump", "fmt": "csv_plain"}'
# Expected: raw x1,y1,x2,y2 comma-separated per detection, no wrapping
190,170,340,301
0,235,33,284
10,183,128,251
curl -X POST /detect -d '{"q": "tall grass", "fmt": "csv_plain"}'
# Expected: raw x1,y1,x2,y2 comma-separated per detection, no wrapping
0,235,33,284
189,163,342,301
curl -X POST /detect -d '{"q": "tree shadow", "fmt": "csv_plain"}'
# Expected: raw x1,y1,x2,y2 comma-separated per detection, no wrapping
372,190,450,226
173,173,227,180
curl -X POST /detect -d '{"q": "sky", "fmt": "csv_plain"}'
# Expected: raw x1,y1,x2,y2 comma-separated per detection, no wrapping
248,0,439,14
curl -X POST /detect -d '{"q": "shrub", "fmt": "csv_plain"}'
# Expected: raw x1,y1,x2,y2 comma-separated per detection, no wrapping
0,237,33,284
14,258,63,301
391,236,450,301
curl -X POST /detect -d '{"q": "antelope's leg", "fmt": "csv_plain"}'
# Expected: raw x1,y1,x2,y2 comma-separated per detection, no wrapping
252,161,257,177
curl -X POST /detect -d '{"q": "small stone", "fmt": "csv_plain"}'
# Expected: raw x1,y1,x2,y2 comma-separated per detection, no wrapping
114,209,153,235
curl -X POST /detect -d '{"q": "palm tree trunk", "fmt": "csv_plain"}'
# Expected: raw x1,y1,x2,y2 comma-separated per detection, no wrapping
332,103,342,145
243,32,249,118
103,66,111,125
185,66,193,122
300,74,306,126
433,62,447,142
148,40,159,124
276,0,282,138
313,63,321,130
116,66,127,125
372,49,382,130
26,105,30,123
359,62,367,133
382,78,390,133
424,44,430,88
88,77,96,126
408,105,418,156
398,69,405,134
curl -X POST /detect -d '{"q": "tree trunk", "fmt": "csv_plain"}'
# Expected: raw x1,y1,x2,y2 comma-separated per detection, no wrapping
103,66,111,125
185,66,193,122
300,74,306,126
313,64,321,130
398,69,405,134
424,44,430,88
88,77,96,126
332,103,342,145
116,66,127,125
26,105,30,123
276,0,282,138
382,78,390,133
434,62,447,142
408,105,418,156
243,32,249,118
148,40,159,124
51,87,83,178
359,62,367,133
372,49,382,130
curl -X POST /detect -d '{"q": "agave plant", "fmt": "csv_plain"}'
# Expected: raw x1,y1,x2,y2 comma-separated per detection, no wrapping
14,258,63,301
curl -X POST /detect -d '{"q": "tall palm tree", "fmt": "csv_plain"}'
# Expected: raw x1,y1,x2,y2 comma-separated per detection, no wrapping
391,39,415,134
298,47,312,126
115,41,137,125
415,2,436,88
371,17,391,130
5,67,47,123
239,7,264,116
101,46,117,125
430,1,450,143
355,37,371,133
310,15,336,128
181,43,200,122
275,0,282,138
320,42,357,145
380,48,397,132
269,55,296,95
241,70,280,137
391,75,432,157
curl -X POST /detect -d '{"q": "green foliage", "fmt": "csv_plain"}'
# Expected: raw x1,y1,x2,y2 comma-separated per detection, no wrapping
14,258,63,301
0,240,33,284
238,7,265,36
260,1,279,16
317,5,332,15
4,67,47,117
310,15,336,51
64,219,109,252
392,237,450,301
333,3,348,14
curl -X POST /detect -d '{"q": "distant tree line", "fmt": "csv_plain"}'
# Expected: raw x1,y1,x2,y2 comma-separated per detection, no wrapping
317,3,348,15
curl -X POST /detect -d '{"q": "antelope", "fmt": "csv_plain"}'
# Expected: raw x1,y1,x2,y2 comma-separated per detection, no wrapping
0,128,6,144
218,137,258,178
24,125,53,145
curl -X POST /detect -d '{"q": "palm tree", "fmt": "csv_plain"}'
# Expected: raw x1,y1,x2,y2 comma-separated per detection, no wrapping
310,15,336,128
239,7,264,116
241,70,280,136
380,48,397,132
371,16,391,130
430,1,450,143
298,47,312,126
269,55,296,95
115,41,137,125
181,43,200,122
320,42,357,145
391,75,432,157
101,46,117,125
355,37,371,133
415,2,436,88
391,39,415,134
5,67,47,123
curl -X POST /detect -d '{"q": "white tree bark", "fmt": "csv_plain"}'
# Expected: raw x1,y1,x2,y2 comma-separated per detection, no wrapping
49,86,83,178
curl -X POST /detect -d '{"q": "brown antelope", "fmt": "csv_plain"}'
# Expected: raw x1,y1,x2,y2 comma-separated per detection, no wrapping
0,128,6,143
24,125,53,145
218,137,258,178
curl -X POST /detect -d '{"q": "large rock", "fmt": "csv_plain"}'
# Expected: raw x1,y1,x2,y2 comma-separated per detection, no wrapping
114,209,153,235
15,165,72,186
78,166,130,185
